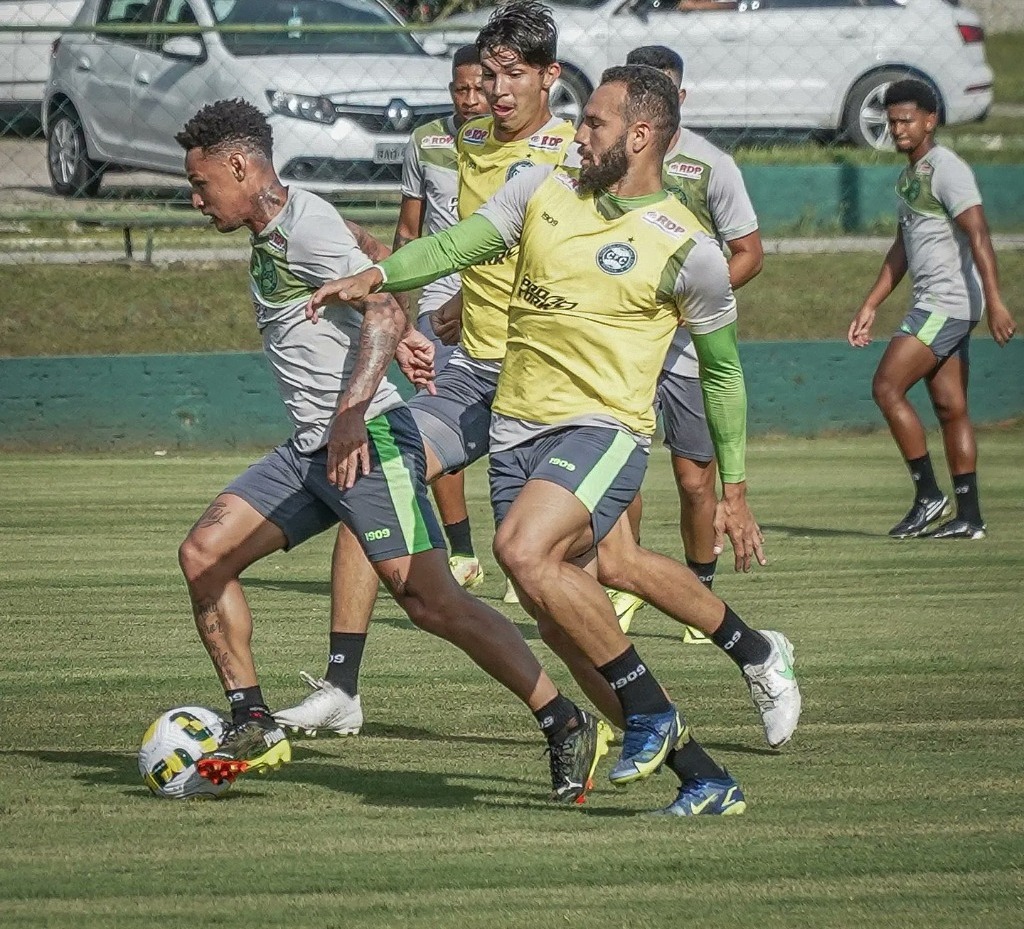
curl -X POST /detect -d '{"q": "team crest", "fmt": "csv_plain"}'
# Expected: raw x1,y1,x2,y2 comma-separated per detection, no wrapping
596,243,637,275
250,250,279,296
667,161,705,180
898,176,921,203
506,159,533,182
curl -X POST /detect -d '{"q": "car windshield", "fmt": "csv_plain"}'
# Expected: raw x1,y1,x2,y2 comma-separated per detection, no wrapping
212,0,423,57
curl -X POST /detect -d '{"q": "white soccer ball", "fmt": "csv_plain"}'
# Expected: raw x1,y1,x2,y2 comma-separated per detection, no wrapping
138,706,231,799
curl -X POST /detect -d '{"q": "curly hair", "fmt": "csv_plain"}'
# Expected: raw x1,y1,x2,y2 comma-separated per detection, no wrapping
600,65,680,150
476,1,557,68
883,79,939,115
175,98,273,159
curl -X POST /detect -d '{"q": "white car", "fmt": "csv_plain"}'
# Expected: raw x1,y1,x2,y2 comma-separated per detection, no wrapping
43,0,454,196
0,0,85,114
441,0,994,148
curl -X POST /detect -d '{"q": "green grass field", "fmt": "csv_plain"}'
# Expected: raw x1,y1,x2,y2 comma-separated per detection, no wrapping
2,429,1023,928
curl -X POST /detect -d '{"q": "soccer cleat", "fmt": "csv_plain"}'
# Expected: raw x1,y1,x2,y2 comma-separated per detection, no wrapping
607,588,646,634
608,706,680,786
503,577,520,604
927,517,986,540
449,554,485,589
742,630,801,749
195,714,291,785
888,495,950,538
545,712,611,805
652,773,747,817
681,625,712,644
272,671,363,737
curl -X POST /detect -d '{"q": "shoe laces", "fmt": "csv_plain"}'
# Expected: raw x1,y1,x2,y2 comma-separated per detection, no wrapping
621,713,666,757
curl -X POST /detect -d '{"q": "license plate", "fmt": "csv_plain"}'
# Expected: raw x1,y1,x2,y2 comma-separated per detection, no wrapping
373,143,405,165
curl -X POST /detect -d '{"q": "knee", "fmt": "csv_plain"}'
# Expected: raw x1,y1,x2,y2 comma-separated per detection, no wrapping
596,555,634,593
178,533,227,590
677,468,715,505
395,582,459,637
932,395,967,424
871,373,900,411
492,523,545,584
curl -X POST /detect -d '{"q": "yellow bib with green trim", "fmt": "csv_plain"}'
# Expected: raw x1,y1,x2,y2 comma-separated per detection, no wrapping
456,115,576,359
494,168,703,435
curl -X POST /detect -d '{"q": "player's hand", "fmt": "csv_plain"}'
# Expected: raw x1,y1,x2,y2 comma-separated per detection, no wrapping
431,292,463,346
848,305,876,347
986,300,1016,347
307,267,384,323
325,407,371,490
713,482,766,573
397,328,436,394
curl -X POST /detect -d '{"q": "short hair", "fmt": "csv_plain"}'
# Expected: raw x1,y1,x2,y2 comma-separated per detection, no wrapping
599,65,680,149
476,1,557,69
175,98,273,159
451,44,481,77
883,78,939,114
625,45,684,85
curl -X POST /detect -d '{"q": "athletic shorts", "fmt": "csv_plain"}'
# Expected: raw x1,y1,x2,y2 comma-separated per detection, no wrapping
407,354,497,474
415,311,458,374
896,307,976,360
656,370,714,463
224,406,444,562
488,426,648,544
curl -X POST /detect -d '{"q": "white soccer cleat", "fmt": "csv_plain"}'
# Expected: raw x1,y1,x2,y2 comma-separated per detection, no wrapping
449,554,484,589
503,577,521,604
742,631,801,749
272,671,363,737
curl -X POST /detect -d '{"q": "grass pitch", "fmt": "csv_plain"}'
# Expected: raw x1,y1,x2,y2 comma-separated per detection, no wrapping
2,428,1023,928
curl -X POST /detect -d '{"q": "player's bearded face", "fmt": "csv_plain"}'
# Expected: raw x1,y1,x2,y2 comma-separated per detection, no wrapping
578,132,629,195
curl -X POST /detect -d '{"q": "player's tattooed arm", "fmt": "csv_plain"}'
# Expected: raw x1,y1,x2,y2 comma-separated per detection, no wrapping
346,221,410,315
326,292,407,489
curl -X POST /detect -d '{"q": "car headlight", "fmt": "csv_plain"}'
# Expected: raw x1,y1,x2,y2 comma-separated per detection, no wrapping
267,91,336,125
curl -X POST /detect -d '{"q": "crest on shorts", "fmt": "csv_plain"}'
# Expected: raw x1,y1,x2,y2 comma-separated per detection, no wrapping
596,242,636,275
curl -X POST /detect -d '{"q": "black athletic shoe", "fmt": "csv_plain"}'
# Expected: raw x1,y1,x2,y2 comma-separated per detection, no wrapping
545,710,611,805
888,495,949,539
927,517,987,540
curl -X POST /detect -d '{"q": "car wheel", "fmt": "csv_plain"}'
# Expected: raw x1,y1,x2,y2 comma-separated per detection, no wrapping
47,110,104,197
843,70,939,150
550,65,591,126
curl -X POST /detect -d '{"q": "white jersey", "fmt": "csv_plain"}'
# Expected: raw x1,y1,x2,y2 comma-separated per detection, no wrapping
661,127,758,378
401,115,461,314
249,188,403,452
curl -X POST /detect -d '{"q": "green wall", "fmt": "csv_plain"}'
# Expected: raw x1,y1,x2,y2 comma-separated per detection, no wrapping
1,343,1020,451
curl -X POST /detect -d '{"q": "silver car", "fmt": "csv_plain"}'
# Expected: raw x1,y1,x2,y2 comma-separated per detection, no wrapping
43,0,454,196
441,0,994,148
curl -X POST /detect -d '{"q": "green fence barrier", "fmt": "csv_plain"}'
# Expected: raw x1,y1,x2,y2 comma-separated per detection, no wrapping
1,342,1020,451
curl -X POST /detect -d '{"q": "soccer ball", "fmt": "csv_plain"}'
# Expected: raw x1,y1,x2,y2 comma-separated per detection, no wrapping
138,706,231,799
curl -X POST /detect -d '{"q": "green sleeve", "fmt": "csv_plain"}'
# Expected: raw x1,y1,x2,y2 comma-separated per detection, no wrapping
377,214,508,292
691,322,747,483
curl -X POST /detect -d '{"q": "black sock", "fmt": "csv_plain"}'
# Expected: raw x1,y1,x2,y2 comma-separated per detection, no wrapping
952,472,982,524
534,694,580,743
686,558,718,590
710,604,771,668
225,685,269,725
667,722,728,783
907,454,942,501
598,646,672,717
325,632,366,696
444,518,475,558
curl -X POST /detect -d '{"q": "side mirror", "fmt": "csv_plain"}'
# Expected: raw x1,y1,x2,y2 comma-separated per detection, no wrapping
420,35,447,57
162,35,204,61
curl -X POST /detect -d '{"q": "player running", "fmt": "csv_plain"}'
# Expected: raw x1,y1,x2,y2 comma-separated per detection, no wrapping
848,79,1016,540
175,98,609,803
310,66,767,815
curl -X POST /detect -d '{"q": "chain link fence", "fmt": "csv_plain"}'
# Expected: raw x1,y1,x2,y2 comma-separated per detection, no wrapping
0,0,1019,228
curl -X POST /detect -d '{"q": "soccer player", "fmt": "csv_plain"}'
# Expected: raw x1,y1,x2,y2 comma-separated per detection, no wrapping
848,79,1016,540
624,45,764,642
174,98,609,804
274,0,583,734
310,65,767,815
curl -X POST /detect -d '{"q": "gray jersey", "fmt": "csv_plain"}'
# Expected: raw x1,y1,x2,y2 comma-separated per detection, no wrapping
897,145,984,322
662,127,757,378
401,115,461,314
249,188,403,453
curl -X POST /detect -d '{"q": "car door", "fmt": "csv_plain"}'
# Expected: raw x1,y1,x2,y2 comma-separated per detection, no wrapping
744,0,881,128
73,0,156,161
605,1,752,127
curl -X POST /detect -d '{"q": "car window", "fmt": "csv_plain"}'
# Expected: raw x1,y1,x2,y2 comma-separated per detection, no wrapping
150,0,201,48
213,0,423,57
97,0,159,46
